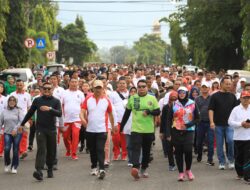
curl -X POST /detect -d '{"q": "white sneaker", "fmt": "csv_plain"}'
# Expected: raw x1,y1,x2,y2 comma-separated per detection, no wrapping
11,168,17,174
4,165,11,173
228,162,235,169
219,164,225,170
90,168,98,176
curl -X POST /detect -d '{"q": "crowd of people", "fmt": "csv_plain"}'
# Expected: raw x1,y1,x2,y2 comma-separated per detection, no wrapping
0,63,249,185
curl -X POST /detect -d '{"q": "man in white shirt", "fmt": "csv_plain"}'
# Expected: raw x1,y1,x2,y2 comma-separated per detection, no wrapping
80,80,116,180
228,91,250,184
62,78,85,160
133,69,145,88
10,79,32,159
109,77,129,161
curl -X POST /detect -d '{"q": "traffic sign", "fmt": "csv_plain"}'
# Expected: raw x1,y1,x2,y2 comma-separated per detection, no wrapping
24,38,35,49
36,38,46,49
46,51,55,60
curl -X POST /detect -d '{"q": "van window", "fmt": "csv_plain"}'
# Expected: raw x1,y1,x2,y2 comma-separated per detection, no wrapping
1,72,27,82
47,66,63,73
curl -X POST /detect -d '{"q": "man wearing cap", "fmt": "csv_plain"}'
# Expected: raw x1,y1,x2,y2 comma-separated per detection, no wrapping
195,82,215,165
80,80,116,180
4,75,16,95
228,91,250,184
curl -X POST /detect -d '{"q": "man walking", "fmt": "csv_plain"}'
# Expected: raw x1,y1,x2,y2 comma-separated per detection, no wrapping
20,82,62,181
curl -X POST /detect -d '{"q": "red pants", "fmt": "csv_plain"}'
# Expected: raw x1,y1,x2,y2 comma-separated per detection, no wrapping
63,122,81,157
0,134,4,156
112,123,127,158
19,131,28,154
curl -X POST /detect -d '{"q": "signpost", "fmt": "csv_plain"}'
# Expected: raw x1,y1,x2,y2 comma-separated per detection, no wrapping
36,38,46,49
46,51,56,62
24,38,35,67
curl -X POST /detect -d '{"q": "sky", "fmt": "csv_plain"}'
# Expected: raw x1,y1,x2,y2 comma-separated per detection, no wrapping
56,0,187,49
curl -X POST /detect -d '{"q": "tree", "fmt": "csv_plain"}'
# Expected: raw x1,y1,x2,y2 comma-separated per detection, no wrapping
134,34,169,65
0,0,9,69
241,0,250,58
57,16,97,65
3,0,29,67
160,14,188,65
182,0,244,70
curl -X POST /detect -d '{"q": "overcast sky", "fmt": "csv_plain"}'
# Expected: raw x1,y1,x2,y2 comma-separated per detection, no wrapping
56,0,187,49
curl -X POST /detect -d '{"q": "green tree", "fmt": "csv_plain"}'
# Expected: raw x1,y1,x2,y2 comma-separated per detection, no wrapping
182,0,244,70
134,34,169,65
3,0,28,67
160,13,188,65
0,0,9,69
57,16,97,65
241,0,250,58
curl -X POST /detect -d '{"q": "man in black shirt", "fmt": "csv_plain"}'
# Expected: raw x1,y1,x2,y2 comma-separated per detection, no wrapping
208,77,237,170
20,82,62,181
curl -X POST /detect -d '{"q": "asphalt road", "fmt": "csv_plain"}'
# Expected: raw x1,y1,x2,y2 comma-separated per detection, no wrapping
0,134,249,190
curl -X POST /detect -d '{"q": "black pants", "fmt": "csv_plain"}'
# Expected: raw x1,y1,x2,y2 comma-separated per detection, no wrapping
234,140,250,181
166,140,175,167
174,143,193,173
35,130,57,171
86,132,107,170
29,122,36,147
131,132,154,169
79,126,87,148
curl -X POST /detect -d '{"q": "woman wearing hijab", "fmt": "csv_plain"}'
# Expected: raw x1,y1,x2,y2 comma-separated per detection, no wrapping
189,87,200,100
0,96,24,174
165,86,199,181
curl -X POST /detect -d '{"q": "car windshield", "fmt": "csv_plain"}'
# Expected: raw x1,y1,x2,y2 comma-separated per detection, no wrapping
0,72,27,82
47,66,63,73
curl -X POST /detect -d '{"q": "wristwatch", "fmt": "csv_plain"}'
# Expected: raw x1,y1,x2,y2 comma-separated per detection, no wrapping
49,107,52,111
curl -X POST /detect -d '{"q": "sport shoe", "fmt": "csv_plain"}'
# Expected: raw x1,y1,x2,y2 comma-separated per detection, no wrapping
98,170,106,180
197,154,202,162
244,179,250,185
90,168,98,176
169,165,176,171
228,162,235,169
113,155,119,161
206,161,215,166
219,164,225,170
127,163,133,167
65,151,71,157
33,170,43,181
178,173,185,181
11,168,17,174
104,161,109,168
28,145,33,152
131,168,140,180
185,170,195,181
121,156,127,161
47,169,53,178
20,152,28,160
4,165,11,173
140,169,149,178
72,155,79,160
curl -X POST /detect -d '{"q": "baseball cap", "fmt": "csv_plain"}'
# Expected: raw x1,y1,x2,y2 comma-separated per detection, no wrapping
241,91,250,98
201,81,210,88
93,80,103,88
239,78,247,83
7,75,13,79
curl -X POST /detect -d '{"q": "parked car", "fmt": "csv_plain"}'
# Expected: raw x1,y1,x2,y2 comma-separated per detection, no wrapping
227,70,250,82
46,63,65,76
0,68,36,90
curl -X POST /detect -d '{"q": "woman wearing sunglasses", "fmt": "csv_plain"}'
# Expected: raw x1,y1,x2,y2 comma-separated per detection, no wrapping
165,86,199,181
0,96,24,174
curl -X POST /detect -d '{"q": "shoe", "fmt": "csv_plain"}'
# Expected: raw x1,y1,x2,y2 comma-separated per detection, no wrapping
178,173,185,181
4,165,11,173
104,162,109,168
86,148,89,154
98,170,106,180
228,162,235,169
0,153,3,157
169,165,176,171
236,175,243,180
72,155,79,160
90,168,98,176
79,145,84,153
11,168,17,174
28,145,33,152
218,164,225,170
65,151,71,157
140,169,149,178
197,154,202,162
127,163,133,167
206,161,215,166
20,152,28,160
185,170,195,181
47,170,53,178
131,168,140,180
244,179,250,185
33,170,43,181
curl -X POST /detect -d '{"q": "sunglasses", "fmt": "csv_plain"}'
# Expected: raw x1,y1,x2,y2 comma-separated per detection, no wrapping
178,90,186,94
138,85,146,89
43,87,52,91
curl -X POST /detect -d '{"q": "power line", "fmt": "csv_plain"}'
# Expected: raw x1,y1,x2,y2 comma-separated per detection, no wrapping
60,9,176,13
51,0,181,4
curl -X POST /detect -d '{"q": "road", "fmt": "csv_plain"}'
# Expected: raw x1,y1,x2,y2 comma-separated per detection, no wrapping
0,134,249,190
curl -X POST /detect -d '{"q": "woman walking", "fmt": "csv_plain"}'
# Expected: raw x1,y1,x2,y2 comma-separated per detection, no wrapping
0,96,24,174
